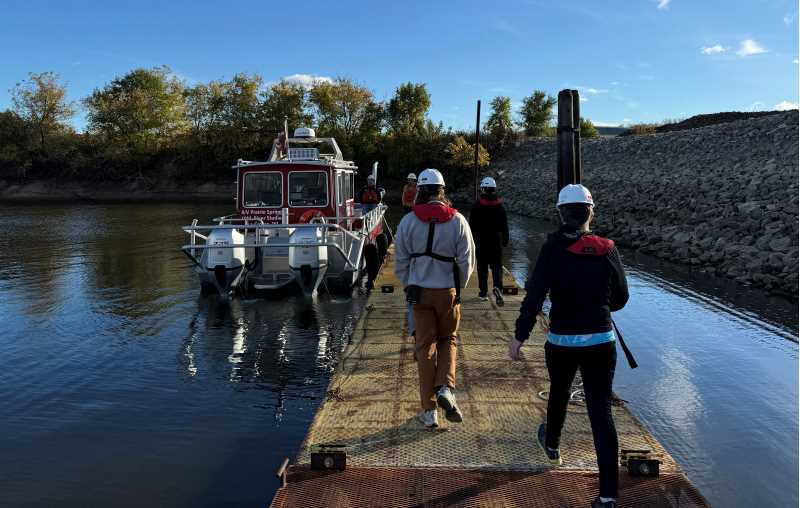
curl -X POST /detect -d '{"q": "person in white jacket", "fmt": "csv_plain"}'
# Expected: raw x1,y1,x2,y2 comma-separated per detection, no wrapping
395,168,476,428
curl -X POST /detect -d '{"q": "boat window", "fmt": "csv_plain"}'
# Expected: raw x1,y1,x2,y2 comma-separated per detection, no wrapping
337,173,344,206
243,172,282,207
345,173,352,201
289,171,329,207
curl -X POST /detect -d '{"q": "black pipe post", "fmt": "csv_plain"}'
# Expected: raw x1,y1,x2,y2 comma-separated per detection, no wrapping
571,89,582,184
474,99,481,201
556,90,576,195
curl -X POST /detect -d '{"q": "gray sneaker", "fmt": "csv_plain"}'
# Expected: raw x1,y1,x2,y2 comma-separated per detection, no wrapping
436,386,463,423
419,409,438,428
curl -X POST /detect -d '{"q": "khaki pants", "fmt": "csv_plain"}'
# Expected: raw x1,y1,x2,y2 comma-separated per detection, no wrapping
412,288,460,410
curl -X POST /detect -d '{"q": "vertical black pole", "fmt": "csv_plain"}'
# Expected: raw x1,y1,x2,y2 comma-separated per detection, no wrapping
571,89,582,184
474,100,481,201
556,90,576,196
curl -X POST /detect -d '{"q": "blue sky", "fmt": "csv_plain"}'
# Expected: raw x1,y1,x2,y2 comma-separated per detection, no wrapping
0,0,797,129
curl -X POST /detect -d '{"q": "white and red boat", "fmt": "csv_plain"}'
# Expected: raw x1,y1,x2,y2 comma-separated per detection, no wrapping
182,128,391,298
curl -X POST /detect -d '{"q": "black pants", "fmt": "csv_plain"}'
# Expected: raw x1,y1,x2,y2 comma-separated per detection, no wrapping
477,252,502,296
545,341,618,498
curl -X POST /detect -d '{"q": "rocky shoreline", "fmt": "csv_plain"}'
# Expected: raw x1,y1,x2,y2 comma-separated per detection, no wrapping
488,110,799,298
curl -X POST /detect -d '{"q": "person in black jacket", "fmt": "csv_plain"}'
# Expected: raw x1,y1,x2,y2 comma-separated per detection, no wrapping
468,176,509,306
508,184,629,508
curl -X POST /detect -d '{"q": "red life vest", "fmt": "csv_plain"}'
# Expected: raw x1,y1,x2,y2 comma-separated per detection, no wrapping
402,183,417,206
361,186,380,204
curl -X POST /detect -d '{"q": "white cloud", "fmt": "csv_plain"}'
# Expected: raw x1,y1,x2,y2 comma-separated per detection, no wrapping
748,101,766,111
793,59,799,64
622,118,633,124
592,121,620,127
580,97,588,102
657,0,670,10
774,100,798,111
784,13,795,26
491,18,522,38
281,73,333,89
737,39,768,57
701,44,726,55
610,81,620,86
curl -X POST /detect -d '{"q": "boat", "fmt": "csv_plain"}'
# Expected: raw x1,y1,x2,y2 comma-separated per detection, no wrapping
181,128,391,298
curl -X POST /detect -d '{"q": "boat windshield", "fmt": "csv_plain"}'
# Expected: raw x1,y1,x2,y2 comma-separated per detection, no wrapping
289,171,329,207
243,172,282,207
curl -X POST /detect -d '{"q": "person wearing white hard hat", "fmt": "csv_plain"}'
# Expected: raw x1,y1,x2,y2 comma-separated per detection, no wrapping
395,168,476,429
469,176,509,306
508,183,629,508
357,174,385,215
401,173,417,213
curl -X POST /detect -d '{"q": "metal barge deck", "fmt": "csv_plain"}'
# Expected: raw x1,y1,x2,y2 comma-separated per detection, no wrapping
269,248,710,507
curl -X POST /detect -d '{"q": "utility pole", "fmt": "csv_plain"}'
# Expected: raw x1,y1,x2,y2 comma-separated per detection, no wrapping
474,100,481,201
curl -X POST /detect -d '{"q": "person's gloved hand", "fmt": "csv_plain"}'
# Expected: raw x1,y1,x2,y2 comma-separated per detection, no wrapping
508,338,524,360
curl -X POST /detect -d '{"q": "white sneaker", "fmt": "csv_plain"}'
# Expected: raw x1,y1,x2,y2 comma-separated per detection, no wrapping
436,386,463,423
419,409,438,428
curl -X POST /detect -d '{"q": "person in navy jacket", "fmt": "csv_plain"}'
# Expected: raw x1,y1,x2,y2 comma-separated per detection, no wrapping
468,176,509,306
508,184,629,508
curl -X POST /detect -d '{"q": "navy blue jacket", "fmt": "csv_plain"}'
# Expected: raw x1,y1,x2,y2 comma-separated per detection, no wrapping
515,227,629,341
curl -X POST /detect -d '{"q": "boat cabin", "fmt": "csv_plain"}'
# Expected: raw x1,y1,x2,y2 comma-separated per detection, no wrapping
234,129,357,224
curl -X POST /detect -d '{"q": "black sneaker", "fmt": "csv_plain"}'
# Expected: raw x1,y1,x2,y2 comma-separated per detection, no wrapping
493,287,504,307
478,292,488,301
591,497,617,508
537,423,562,466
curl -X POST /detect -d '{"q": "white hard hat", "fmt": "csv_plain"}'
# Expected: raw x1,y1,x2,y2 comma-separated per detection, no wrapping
480,176,497,188
557,184,594,208
367,175,375,182
407,173,417,180
417,168,445,187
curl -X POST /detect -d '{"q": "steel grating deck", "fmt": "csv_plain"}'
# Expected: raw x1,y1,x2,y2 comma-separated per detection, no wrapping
270,248,709,507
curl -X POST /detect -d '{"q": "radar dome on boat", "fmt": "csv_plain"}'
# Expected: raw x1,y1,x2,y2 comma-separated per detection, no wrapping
294,127,315,138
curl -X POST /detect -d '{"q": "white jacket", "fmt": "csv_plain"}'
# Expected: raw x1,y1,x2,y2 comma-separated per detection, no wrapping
395,202,476,289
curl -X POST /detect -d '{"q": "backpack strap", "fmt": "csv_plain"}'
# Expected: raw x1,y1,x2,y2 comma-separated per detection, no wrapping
409,222,461,304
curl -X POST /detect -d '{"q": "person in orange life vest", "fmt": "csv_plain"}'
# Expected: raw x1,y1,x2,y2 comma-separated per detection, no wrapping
395,168,476,429
468,176,509,307
401,172,417,213
508,184,629,508
358,175,385,214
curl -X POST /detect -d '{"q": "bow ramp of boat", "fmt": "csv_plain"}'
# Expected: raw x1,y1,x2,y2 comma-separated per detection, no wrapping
268,248,710,508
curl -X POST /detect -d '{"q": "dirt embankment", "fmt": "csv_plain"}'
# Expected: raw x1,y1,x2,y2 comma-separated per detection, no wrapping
0,179,233,203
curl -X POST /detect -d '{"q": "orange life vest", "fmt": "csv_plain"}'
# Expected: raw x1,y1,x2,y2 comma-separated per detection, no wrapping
402,183,417,206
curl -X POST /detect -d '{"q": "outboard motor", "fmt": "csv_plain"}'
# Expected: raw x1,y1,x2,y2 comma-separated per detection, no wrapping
289,226,328,297
206,228,246,293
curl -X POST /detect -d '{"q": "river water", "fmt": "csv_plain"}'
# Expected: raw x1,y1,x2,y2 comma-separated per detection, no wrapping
0,203,796,508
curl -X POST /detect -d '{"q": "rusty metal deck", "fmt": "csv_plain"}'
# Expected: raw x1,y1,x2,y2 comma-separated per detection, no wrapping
270,248,709,507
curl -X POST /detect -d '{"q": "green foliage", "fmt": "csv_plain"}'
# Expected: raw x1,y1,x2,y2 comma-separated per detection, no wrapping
11,71,75,153
519,90,556,137
485,95,516,154
84,66,186,155
388,82,431,135
580,118,599,138
259,81,312,134
445,135,490,168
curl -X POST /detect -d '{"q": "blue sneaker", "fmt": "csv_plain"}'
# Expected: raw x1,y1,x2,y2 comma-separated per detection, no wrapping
537,423,562,466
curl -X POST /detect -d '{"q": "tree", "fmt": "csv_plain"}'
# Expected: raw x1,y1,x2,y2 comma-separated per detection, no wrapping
0,110,30,177
308,78,384,160
84,66,186,154
387,82,431,135
580,118,599,138
259,80,312,133
445,135,490,168
485,95,516,154
11,71,75,153
519,90,556,137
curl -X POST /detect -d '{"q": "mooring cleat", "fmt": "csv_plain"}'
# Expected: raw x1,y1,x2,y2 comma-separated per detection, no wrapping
537,423,562,466
436,386,463,423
